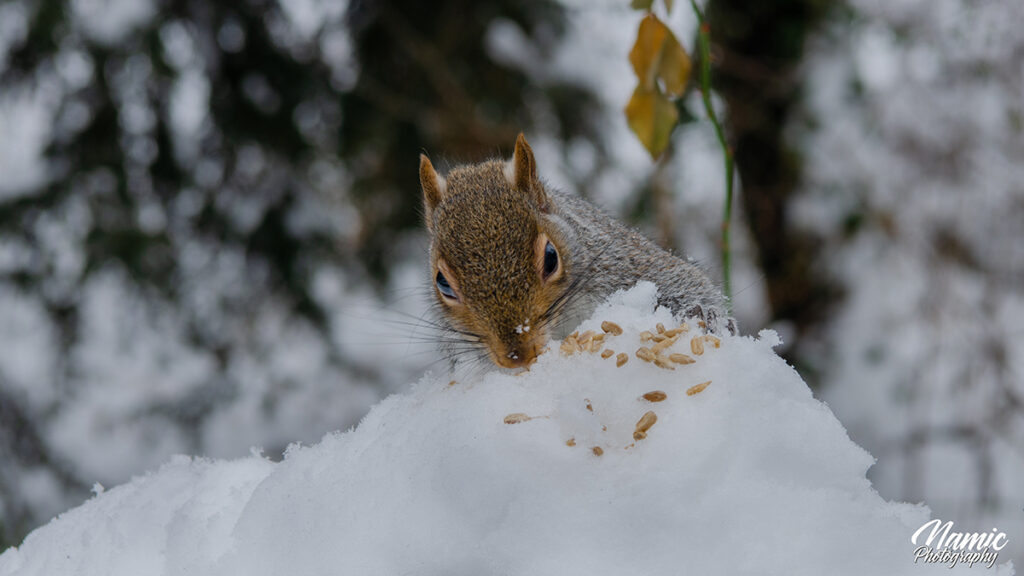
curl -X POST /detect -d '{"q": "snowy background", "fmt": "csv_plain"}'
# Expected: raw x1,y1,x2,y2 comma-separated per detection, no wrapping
0,0,1021,566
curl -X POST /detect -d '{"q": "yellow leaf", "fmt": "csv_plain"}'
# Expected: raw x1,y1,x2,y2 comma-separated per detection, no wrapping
624,86,679,159
658,34,691,96
628,14,692,97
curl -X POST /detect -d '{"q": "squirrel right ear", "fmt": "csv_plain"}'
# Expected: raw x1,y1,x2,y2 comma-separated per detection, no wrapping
420,154,445,229
511,133,549,211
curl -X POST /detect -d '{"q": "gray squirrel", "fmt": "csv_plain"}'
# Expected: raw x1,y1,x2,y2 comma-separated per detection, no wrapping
420,133,729,369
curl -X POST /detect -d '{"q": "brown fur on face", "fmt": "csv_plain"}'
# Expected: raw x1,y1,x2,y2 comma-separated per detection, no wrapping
422,136,568,369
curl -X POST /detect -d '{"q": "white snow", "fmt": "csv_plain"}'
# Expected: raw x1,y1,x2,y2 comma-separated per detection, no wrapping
0,284,1011,575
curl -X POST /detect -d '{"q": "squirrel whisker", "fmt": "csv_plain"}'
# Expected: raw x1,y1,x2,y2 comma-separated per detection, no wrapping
384,308,484,340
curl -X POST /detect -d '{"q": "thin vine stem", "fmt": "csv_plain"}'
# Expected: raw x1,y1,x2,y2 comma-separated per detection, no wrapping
690,0,734,310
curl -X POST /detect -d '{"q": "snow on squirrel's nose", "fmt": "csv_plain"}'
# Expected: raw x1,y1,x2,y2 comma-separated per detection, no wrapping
494,339,541,369
490,320,543,369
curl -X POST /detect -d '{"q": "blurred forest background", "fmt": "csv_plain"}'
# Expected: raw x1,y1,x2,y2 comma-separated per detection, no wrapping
1,0,1022,559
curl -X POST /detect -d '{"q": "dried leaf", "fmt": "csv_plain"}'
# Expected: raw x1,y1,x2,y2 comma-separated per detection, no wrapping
628,14,691,97
624,86,679,159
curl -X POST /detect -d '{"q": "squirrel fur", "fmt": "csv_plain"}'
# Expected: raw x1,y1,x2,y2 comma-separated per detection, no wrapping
420,133,727,369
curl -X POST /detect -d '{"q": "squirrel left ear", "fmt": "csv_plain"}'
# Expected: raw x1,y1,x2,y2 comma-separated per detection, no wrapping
420,154,445,230
512,133,549,211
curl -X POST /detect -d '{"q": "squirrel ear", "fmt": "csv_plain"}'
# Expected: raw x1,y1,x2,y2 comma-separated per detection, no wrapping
512,133,548,210
420,154,445,229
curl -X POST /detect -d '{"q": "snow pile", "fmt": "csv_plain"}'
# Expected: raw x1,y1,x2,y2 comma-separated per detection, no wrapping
0,284,1011,575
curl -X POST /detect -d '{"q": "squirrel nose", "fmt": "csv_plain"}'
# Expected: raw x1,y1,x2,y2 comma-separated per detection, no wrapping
495,341,541,369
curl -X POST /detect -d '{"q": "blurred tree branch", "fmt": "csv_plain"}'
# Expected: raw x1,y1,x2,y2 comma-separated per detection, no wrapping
703,0,839,359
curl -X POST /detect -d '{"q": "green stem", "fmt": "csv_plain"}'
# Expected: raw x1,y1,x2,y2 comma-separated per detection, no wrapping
690,0,734,310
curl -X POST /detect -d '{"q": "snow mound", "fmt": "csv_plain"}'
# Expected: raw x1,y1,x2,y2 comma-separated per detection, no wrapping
0,283,1012,575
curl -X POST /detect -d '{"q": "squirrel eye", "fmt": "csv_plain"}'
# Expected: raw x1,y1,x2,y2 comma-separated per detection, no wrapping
542,241,559,279
436,271,457,300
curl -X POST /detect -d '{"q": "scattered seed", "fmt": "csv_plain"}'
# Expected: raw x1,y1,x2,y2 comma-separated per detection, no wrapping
504,413,531,424
664,327,684,337
560,337,577,356
592,446,604,456
589,339,603,353
447,380,457,387
651,336,677,353
636,347,656,362
642,391,667,402
653,356,676,370
593,333,606,343
703,334,721,348
561,333,582,353
566,438,576,447
669,353,695,365
633,411,658,440
578,330,594,348
601,321,623,335
585,399,593,412
637,411,657,430
616,353,628,367
638,414,657,431
656,322,666,334
639,331,655,342
690,336,705,356
574,337,584,353
601,349,615,359
687,380,712,396
650,333,667,343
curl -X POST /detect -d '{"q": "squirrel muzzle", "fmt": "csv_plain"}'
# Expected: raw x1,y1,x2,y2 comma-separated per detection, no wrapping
489,332,544,370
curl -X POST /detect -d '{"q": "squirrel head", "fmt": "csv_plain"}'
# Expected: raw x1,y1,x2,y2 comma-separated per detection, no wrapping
420,134,569,369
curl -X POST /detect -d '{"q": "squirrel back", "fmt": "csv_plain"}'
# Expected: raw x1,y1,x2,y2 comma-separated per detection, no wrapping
420,134,726,369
